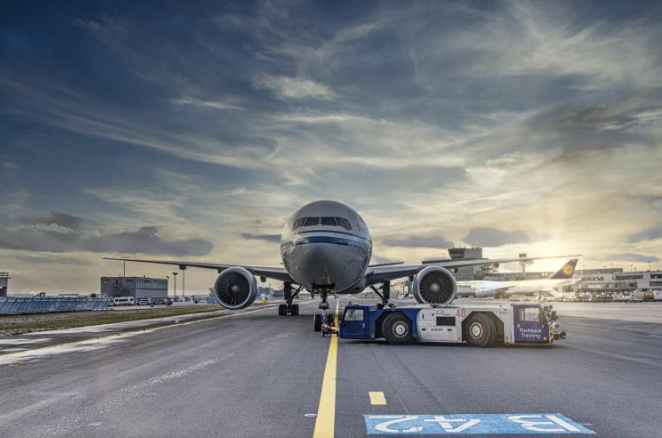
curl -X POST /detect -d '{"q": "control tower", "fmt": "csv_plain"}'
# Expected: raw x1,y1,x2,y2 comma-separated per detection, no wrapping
448,247,487,281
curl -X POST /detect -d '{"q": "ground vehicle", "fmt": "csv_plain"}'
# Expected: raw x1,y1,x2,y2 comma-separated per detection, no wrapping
338,303,565,346
113,297,135,306
137,298,153,306
152,297,173,306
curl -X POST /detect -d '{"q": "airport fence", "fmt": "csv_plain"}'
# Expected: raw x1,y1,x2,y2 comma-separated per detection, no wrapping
0,296,111,315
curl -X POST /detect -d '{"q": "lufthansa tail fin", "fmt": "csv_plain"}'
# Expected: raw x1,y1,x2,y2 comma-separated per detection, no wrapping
549,259,578,280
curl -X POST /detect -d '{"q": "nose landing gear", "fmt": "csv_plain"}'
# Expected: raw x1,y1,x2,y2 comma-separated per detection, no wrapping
313,287,335,335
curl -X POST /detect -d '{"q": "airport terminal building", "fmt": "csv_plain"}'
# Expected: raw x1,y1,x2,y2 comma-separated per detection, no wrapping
101,277,168,299
573,269,662,293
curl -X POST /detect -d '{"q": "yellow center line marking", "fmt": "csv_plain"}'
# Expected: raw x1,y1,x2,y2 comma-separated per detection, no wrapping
313,298,340,438
369,391,387,405
0,304,286,360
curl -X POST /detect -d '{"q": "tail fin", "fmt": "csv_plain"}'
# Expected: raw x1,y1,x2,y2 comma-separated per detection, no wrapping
549,259,578,280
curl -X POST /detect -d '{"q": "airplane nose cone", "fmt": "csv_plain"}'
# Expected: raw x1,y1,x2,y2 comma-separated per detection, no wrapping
284,242,345,288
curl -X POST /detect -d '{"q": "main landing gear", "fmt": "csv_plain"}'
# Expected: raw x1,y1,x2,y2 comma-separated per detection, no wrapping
278,282,302,316
370,281,394,309
313,288,335,335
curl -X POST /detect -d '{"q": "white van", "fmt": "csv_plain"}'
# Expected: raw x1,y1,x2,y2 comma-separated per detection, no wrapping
113,297,135,306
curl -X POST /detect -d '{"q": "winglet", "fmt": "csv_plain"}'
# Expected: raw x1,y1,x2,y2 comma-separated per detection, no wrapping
549,259,578,279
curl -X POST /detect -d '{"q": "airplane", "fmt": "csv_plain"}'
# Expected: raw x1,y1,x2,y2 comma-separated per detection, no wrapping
457,259,579,299
105,200,576,332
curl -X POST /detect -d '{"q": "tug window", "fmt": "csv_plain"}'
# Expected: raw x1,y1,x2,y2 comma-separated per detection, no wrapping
344,308,364,322
518,307,542,323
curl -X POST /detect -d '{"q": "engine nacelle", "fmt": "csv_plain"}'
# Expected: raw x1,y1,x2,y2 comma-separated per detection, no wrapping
212,267,258,310
413,266,457,305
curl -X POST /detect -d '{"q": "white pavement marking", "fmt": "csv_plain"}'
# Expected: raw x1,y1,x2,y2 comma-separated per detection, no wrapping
0,393,75,425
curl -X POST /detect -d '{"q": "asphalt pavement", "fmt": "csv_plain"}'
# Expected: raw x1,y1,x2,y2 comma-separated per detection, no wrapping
0,298,660,438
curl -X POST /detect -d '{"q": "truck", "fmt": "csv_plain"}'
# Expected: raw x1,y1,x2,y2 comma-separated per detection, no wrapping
335,302,565,347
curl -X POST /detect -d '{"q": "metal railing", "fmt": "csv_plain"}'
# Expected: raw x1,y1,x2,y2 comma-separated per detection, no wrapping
0,296,111,315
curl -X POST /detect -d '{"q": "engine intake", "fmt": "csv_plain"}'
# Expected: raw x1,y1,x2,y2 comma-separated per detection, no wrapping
413,266,457,305
213,267,258,310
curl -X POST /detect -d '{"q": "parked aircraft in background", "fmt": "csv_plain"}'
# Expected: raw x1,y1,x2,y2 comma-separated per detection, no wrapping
457,259,579,299
106,200,575,332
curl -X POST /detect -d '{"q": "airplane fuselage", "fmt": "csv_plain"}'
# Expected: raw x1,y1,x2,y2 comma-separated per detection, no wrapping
280,200,372,293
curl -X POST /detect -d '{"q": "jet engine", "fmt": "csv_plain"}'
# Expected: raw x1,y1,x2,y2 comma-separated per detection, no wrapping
413,266,457,305
212,267,258,310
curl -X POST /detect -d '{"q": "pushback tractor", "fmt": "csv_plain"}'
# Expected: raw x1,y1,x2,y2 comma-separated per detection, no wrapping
335,303,565,346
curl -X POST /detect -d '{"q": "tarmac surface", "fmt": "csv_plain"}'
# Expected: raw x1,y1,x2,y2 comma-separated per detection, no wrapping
0,298,661,438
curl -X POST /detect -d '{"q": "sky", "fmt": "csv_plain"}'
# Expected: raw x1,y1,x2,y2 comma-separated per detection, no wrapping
1,0,662,294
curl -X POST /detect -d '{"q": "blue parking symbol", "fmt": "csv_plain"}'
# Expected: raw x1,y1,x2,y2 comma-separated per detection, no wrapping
364,413,595,434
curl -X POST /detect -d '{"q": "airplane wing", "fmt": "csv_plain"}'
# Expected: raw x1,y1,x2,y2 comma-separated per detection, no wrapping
103,257,293,283
365,254,580,286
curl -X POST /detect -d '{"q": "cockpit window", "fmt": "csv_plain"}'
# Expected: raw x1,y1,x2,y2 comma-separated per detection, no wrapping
292,218,306,229
321,217,337,226
304,217,319,226
335,217,352,230
292,216,352,230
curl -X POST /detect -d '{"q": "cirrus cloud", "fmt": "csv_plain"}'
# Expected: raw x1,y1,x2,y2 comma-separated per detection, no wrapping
253,75,335,100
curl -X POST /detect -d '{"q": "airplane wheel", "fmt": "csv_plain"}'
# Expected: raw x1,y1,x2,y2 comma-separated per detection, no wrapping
464,313,496,347
278,304,287,316
313,314,322,332
290,304,299,316
383,313,413,345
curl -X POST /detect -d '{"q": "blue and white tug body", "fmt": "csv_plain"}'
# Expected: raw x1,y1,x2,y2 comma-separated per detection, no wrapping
338,302,565,347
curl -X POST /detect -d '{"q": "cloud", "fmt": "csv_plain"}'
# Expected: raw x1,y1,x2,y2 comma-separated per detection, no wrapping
85,226,213,256
370,254,402,265
20,211,87,231
382,236,454,249
253,75,335,100
0,223,213,256
17,255,92,266
608,253,659,263
171,97,246,111
240,233,281,243
629,223,662,243
463,228,549,247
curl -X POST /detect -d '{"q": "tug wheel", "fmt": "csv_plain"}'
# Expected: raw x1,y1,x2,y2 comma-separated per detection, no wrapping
383,313,413,345
464,313,496,347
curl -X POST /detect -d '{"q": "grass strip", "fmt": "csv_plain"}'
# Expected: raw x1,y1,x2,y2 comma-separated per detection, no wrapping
0,305,226,336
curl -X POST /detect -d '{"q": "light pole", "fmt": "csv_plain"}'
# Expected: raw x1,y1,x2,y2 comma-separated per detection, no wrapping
165,276,170,298
182,268,186,300
172,272,178,300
